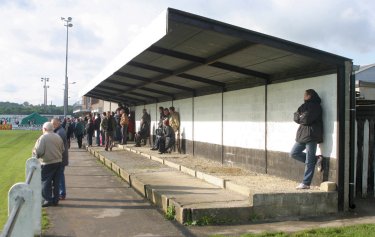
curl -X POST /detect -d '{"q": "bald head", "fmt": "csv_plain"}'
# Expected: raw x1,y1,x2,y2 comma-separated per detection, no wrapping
42,122,54,133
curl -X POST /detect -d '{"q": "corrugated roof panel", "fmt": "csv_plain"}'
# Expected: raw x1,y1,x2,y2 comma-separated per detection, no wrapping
82,8,351,105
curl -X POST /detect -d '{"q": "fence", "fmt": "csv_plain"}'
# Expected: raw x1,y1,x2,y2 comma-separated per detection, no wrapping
0,158,41,237
355,104,375,197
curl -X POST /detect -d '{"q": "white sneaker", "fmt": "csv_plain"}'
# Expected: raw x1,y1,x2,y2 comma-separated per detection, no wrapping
296,183,310,189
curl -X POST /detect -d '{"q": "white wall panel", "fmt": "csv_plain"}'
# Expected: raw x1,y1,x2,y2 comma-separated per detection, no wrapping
194,94,222,144
267,74,337,158
223,87,266,149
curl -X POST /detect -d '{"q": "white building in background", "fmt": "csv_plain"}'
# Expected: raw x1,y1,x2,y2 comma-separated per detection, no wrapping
355,63,375,101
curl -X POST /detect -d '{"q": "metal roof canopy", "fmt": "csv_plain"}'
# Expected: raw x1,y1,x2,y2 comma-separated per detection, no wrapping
82,8,351,106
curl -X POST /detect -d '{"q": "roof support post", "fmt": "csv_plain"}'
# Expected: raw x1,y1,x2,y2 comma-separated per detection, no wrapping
337,62,351,211
221,91,224,165
349,65,356,209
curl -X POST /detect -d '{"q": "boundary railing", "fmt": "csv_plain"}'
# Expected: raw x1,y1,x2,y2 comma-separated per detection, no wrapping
0,158,41,237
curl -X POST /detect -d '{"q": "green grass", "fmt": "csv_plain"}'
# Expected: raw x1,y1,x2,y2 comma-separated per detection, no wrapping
211,224,375,237
0,130,41,229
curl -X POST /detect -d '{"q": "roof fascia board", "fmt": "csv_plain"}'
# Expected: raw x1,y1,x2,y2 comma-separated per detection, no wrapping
91,88,145,103
87,92,121,104
80,9,168,97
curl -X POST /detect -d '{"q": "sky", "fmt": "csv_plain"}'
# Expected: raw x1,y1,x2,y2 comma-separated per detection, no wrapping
1,0,374,106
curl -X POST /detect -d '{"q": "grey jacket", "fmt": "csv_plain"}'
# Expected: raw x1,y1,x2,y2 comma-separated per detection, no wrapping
33,132,64,165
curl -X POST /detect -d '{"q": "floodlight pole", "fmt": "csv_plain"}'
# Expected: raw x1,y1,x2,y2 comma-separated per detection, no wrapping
41,77,49,106
61,17,73,117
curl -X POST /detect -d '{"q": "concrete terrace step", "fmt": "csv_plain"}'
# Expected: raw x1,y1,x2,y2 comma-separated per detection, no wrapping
86,145,337,224
87,147,251,224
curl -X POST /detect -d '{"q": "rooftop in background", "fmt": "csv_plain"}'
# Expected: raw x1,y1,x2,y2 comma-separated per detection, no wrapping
356,63,375,74
81,8,352,106
356,63,375,84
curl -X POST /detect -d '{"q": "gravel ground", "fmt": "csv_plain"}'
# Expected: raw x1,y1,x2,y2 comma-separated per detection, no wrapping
124,144,323,193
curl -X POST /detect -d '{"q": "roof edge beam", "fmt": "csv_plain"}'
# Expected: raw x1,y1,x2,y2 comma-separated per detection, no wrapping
140,87,175,98
147,45,205,63
128,61,172,75
106,79,136,89
155,81,196,93
178,73,226,88
210,62,270,80
114,71,151,82
99,85,124,93
127,92,158,101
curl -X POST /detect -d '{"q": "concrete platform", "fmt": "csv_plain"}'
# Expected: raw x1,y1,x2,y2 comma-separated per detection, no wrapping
87,144,338,224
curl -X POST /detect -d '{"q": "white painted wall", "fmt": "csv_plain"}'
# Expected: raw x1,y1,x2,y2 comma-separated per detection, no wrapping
223,87,266,149
132,74,338,159
267,74,337,159
357,87,375,100
193,94,222,144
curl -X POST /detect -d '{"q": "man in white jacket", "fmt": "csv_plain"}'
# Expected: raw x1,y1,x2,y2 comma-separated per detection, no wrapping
33,122,64,207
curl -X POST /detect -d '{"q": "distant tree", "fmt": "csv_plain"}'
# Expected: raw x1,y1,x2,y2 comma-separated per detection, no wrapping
0,101,72,115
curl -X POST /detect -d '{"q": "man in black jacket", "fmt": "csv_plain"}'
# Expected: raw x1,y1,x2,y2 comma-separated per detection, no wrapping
290,89,324,190
52,118,69,200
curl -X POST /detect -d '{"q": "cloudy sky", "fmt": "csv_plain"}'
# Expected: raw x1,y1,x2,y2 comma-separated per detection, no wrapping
1,0,374,106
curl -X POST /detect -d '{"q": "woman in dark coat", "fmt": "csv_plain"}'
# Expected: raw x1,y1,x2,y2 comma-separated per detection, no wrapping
290,89,324,190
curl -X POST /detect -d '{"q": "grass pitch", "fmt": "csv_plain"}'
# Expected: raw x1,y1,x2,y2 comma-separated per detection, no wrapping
0,130,41,228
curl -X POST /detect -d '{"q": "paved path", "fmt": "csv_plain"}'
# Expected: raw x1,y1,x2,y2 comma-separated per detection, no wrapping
43,148,198,237
44,147,375,237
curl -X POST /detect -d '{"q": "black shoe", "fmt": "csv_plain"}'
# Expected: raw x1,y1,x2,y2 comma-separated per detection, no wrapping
150,148,157,150
316,155,324,172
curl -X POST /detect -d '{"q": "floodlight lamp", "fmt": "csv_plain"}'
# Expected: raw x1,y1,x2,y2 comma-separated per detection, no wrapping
68,23,73,27
68,17,72,21
61,17,65,20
